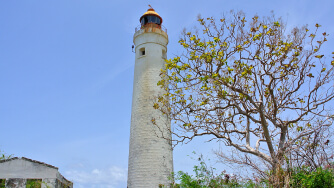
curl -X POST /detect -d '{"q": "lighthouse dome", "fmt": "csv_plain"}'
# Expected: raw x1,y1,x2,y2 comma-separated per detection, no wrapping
140,7,162,26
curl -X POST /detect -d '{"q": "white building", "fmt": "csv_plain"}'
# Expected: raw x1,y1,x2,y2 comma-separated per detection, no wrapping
128,7,173,188
0,157,73,188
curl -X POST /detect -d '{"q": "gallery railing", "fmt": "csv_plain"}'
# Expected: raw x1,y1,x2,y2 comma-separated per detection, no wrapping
135,24,167,33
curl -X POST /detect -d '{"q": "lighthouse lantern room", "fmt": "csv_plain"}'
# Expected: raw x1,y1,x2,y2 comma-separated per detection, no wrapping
140,7,162,27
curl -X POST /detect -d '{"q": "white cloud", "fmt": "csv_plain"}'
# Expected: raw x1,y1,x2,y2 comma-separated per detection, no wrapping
65,166,127,188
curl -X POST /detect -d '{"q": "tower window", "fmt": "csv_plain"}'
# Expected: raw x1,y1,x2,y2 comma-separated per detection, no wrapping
139,48,145,56
162,49,167,59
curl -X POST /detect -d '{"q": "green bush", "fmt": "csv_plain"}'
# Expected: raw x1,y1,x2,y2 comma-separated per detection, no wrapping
0,179,5,188
169,154,265,188
290,166,334,188
168,153,334,188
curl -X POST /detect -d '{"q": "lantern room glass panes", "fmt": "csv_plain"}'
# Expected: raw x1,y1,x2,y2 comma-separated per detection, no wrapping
141,15,161,26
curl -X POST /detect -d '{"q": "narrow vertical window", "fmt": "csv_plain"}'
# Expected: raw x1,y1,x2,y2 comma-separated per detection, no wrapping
162,49,166,59
139,48,145,56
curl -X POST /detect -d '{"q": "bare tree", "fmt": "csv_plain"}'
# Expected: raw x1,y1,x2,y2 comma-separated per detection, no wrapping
289,122,334,171
153,11,334,182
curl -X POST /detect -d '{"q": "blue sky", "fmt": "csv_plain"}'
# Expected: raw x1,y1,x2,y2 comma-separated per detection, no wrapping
1,0,333,187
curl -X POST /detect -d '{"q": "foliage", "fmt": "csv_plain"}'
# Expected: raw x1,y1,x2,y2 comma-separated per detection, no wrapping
169,164,334,188
290,166,334,188
26,179,42,188
0,179,5,188
169,153,263,188
154,10,334,184
0,150,12,160
166,153,334,188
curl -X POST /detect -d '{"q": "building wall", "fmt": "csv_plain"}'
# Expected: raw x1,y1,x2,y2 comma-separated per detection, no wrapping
0,158,73,188
1,178,72,188
42,178,57,188
5,178,26,188
0,159,57,179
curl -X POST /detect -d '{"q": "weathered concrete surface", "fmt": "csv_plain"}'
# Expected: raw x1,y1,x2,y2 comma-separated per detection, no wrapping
42,178,57,188
0,157,58,179
5,178,25,188
0,157,73,188
127,24,173,188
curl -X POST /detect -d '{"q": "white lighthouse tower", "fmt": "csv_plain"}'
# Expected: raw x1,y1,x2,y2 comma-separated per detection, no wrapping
128,7,173,188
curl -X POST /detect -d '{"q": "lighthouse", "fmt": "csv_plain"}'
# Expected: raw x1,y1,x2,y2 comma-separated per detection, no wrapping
128,7,173,188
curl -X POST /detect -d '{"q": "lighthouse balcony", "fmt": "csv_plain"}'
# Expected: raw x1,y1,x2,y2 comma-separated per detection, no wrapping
135,24,167,33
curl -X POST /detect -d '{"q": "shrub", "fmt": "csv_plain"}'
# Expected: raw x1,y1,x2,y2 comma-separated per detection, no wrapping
169,154,265,188
290,166,334,188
